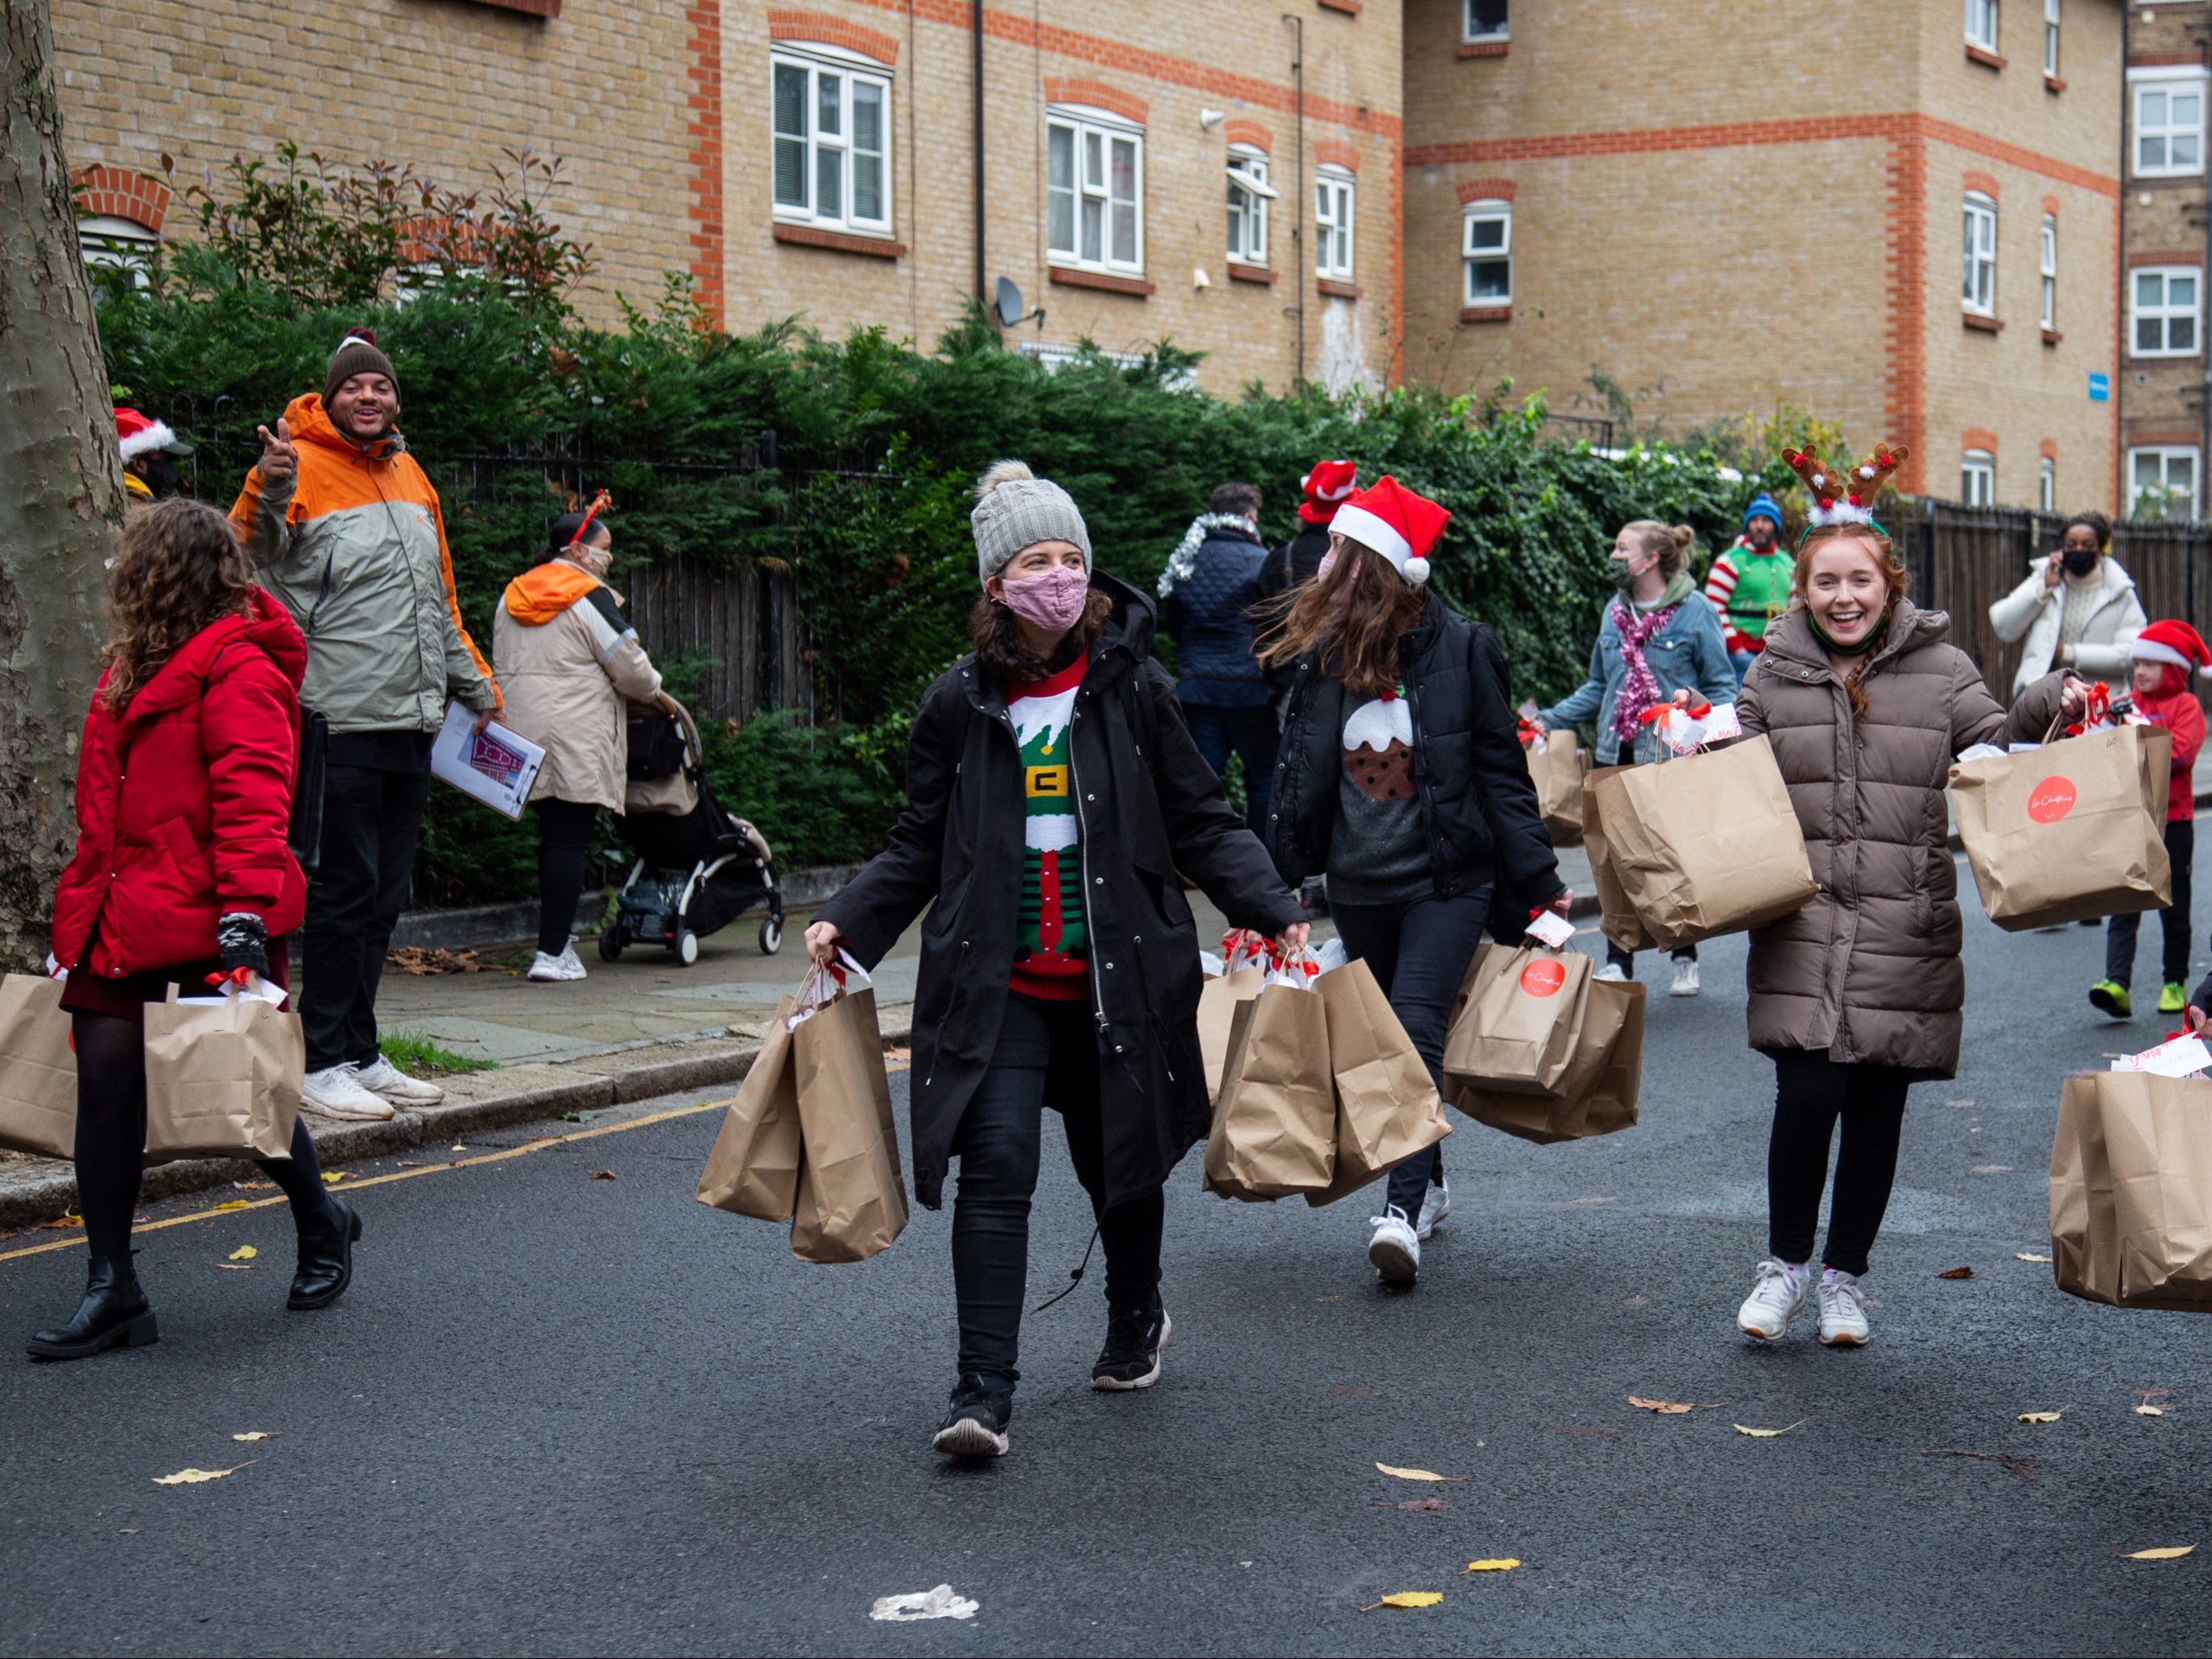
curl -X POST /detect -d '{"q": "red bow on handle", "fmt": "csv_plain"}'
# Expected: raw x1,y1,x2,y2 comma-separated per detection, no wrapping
1517,716,1543,748
824,957,847,988
2064,680,2112,739
1636,699,1712,724
203,967,257,993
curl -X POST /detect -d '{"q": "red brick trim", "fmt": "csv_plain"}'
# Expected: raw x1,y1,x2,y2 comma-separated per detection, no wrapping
1226,261,1277,285
1457,40,1508,58
1885,127,1927,493
2040,438,2060,459
2131,248,2204,267
1457,178,1514,203
1965,44,2006,70
1315,139,1360,173
1963,169,2000,200
773,222,905,257
2130,428,2206,447
1963,313,2004,332
71,165,171,234
1317,0,1361,13
2040,193,2061,216
766,10,899,63
2045,74,2066,93
1459,305,1511,323
1317,278,1362,300
1045,77,1149,126
686,0,724,326
2129,52,2209,68
2043,327,2064,345
1962,428,2001,454
1049,266,1155,297
458,0,559,15
1223,120,1273,153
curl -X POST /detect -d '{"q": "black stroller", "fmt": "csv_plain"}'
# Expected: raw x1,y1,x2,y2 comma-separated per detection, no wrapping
600,697,785,965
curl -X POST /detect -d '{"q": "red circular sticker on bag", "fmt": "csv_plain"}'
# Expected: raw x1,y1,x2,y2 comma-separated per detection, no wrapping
2028,776,2077,824
1520,958,1568,998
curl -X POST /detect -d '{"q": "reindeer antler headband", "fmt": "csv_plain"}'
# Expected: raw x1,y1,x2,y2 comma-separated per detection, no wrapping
1782,441,1909,541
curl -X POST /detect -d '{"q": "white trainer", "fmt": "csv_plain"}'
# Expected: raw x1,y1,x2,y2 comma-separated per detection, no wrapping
1416,1176,1450,1241
527,945,587,982
300,1062,397,1121
1736,1257,1809,1340
1368,1206,1420,1286
1594,962,1629,983
1671,958,1700,997
355,1053,445,1107
1818,1268,1872,1346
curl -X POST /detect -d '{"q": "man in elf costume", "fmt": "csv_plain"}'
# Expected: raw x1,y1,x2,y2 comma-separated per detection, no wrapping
1703,493,1793,687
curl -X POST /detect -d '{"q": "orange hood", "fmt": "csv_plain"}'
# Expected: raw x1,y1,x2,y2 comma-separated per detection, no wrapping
282,391,403,460
504,560,602,626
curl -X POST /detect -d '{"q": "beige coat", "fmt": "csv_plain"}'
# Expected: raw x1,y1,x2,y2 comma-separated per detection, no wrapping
1737,602,2064,1079
492,561,662,811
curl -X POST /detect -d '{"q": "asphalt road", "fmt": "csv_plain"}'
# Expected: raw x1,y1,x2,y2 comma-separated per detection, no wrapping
4,867,2211,1656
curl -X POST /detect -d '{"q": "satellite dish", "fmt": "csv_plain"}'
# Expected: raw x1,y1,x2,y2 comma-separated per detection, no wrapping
994,276,1024,328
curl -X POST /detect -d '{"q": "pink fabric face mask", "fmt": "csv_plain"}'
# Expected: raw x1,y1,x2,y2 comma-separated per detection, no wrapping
1315,548,1360,585
997,563,1091,633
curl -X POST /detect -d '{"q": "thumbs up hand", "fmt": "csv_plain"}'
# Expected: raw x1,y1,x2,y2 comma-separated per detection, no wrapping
255,416,297,486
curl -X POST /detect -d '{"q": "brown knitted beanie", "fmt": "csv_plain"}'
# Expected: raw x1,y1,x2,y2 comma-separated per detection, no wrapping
324,331,397,409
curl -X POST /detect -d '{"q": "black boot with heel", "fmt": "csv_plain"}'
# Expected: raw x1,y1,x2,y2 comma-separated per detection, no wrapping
27,1256,158,1361
289,1195,361,1311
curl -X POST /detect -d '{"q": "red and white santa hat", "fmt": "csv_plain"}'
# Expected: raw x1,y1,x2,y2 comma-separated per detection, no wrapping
114,406,185,462
1329,475,1451,585
1298,458,1358,526
2130,618,2212,679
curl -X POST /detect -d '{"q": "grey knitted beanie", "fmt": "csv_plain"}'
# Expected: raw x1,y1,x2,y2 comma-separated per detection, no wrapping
971,460,1092,582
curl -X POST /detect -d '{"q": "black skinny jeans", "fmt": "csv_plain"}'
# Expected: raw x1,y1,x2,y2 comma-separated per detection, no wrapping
1767,1049,1912,1278
303,763,433,1072
534,798,599,956
1330,889,1491,1218
949,992,1163,1390
73,1012,332,1264
2105,817,2194,990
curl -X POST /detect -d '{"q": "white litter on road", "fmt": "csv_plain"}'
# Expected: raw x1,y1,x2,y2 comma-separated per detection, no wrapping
870,1585,979,1623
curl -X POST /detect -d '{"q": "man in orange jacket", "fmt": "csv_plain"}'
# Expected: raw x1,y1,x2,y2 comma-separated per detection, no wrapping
231,331,501,1122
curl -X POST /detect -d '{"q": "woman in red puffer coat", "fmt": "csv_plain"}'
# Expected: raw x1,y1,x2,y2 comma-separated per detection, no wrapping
30,500,360,1363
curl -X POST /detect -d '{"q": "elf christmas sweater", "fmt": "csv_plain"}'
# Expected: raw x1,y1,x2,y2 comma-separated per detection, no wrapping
1007,657,1090,1000
1703,541,1796,654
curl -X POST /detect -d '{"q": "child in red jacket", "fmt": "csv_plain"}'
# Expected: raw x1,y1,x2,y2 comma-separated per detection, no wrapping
2093,619,2208,1019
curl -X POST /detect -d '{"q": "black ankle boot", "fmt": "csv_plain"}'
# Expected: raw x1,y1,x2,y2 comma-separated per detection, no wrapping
289,1196,361,1311
27,1256,158,1361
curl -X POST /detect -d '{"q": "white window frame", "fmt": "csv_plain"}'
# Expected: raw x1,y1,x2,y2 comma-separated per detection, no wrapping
1961,450,1996,506
1315,167,1355,282
1046,107,1145,276
1463,0,1508,42
2043,0,2059,76
2130,445,2200,520
2133,73,2208,179
1226,146,1269,268
78,214,158,285
770,46,894,237
1962,192,1997,317
1463,199,1511,307
2038,455,2056,512
2039,212,2057,330
2132,264,2202,358
1965,0,1999,53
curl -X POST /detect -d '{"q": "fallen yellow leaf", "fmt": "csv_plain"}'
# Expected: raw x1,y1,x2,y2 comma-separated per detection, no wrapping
2017,1409,2066,1425
228,1246,256,1261
321,1171,347,1185
152,1462,255,1485
214,1264,255,1272
2125,1545,2195,1560
1734,1421,1805,1438
230,1432,279,1442
209,1201,248,1213
1627,1395,1694,1414
2135,1404,2167,1417
1374,1591,1442,1608
1463,1559,1520,1572
2016,1252,2054,1264
1374,1463,1465,1482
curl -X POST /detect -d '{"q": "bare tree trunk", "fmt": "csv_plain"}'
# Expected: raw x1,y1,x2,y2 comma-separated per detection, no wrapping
0,0,116,969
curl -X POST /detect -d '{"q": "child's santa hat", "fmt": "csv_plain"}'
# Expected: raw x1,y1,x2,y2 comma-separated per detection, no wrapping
2130,618,2212,679
1298,458,1358,526
1329,475,1451,585
114,406,188,462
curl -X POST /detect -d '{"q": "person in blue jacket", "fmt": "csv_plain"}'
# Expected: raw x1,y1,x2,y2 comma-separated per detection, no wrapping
1158,482,1278,832
1530,520,1737,997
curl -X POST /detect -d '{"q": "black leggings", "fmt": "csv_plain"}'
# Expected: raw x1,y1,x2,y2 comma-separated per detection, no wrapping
1767,1049,1911,1277
2105,817,2195,990
948,993,1163,1389
73,1012,332,1264
535,798,599,956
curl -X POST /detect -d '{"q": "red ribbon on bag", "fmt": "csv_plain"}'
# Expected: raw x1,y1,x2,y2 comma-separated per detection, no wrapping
1637,699,1712,724
1517,717,1543,747
204,967,256,992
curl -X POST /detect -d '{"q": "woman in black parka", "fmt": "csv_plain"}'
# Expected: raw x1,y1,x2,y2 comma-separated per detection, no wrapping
1260,475,1568,1290
808,462,1305,1462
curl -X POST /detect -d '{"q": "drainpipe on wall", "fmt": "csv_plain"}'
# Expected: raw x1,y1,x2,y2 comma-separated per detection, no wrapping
2118,1,2130,521
1283,13,1305,387
973,0,986,306
2199,21,2211,551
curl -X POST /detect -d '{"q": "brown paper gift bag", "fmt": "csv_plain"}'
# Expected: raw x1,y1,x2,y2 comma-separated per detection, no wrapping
787,986,909,1264
1198,965,1266,1100
1450,979,1645,1145
1954,724,2172,931
2050,1070,2212,1311
0,974,78,1159
1302,958,1450,1207
1584,767,1659,954
1205,979,1336,1200
695,995,805,1220
1588,736,1817,948
1526,729,1589,846
1442,943,1594,1096
142,986,302,1163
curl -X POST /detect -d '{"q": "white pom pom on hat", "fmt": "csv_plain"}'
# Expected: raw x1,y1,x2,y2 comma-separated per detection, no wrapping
1328,475,1451,585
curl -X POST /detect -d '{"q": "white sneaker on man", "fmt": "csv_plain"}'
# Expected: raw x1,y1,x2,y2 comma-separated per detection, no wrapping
527,944,587,982
1416,1177,1450,1241
354,1053,445,1107
1671,958,1700,997
1594,963,1629,983
1367,1206,1421,1285
300,1063,397,1121
1817,1268,1872,1346
1736,1257,1809,1340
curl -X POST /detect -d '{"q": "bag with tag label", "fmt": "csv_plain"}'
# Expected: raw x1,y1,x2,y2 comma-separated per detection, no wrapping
1302,957,1450,1206
0,974,78,1159
142,982,302,1163
1205,953,1336,1201
1442,943,1594,1095
1449,977,1645,1145
2051,1070,2212,1311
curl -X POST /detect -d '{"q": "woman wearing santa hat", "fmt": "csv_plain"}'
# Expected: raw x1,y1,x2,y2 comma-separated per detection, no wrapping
1260,475,1568,1287
2092,618,2208,1020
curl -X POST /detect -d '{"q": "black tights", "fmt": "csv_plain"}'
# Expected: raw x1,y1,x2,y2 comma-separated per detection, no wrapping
1767,1049,1911,1278
73,1012,332,1264
536,798,599,956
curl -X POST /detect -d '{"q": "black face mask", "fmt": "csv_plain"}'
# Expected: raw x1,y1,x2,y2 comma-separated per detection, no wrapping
2062,547,2099,578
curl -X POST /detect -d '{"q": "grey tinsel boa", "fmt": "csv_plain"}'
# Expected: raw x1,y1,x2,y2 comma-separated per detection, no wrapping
1156,513,1258,597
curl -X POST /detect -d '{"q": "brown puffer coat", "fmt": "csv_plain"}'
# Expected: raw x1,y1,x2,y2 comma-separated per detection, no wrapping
1737,601,2065,1079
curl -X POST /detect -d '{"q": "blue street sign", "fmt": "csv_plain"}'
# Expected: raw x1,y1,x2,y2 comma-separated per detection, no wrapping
2089,372,2111,402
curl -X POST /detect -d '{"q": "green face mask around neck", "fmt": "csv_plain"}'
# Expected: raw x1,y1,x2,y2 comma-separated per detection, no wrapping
1805,604,1890,658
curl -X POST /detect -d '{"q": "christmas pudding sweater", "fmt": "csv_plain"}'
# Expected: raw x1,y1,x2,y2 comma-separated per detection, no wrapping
1328,683,1438,907
1007,658,1090,1000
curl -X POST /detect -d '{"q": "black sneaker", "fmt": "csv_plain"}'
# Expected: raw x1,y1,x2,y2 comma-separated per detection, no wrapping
1091,1302,1171,1391
931,1374,1012,1458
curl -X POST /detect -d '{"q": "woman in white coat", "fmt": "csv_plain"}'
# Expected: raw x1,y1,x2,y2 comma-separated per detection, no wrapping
1988,511,2145,699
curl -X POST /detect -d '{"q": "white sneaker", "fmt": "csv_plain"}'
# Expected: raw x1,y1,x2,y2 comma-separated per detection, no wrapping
1736,1257,1809,1340
355,1053,445,1107
1671,958,1700,997
1416,1177,1450,1241
300,1062,397,1121
1817,1268,1872,1346
527,945,587,982
1367,1206,1420,1285
1594,962,1629,983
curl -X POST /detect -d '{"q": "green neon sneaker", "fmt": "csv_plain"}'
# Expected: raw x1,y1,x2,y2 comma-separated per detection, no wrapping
2090,980,2134,1019
2161,982,2189,1015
